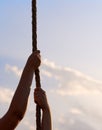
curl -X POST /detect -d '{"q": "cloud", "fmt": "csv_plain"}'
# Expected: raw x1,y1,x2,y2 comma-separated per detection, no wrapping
5,64,22,77
41,69,53,78
56,115,95,130
21,120,34,130
42,59,102,96
69,108,83,115
0,87,14,104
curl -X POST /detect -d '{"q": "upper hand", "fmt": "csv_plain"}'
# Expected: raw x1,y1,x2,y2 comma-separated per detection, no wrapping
27,50,41,70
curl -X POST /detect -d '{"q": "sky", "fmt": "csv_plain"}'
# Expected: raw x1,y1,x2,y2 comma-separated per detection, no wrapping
1,0,102,130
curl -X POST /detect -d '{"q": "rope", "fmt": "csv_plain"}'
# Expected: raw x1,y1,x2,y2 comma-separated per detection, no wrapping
32,0,41,130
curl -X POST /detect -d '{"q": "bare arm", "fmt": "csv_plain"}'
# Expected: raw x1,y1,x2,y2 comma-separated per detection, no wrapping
34,88,52,130
42,106,52,130
0,51,41,130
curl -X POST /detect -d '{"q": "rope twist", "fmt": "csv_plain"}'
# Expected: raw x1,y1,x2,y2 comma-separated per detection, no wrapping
32,0,41,130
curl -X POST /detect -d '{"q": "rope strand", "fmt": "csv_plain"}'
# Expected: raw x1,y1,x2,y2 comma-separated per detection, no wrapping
32,0,41,130
32,0,37,51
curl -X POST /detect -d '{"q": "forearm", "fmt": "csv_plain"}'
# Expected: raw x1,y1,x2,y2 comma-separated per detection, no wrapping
8,63,34,119
42,106,52,130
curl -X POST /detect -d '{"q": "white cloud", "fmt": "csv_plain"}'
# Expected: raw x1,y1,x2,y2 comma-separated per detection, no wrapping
41,69,52,78
69,108,83,115
5,64,22,77
22,120,34,130
42,59,61,69
42,59,102,96
56,115,95,130
56,85,101,96
0,87,14,104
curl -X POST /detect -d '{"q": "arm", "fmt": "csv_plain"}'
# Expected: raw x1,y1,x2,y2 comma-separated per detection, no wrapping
0,51,41,130
34,88,52,130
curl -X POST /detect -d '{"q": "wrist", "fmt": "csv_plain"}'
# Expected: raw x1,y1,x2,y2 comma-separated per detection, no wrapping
25,61,36,72
42,104,50,113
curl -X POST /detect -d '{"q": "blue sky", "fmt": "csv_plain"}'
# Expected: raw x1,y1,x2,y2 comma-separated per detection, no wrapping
1,0,102,130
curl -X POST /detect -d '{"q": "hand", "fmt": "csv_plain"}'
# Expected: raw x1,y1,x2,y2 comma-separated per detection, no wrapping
34,88,49,111
27,50,41,70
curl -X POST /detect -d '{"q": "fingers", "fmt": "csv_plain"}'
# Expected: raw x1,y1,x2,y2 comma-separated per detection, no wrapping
34,88,49,110
31,50,41,68
34,88,46,103
33,50,41,61
34,50,40,53
34,88,46,95
34,50,40,56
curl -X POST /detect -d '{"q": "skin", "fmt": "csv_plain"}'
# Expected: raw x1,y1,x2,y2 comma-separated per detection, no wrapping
34,88,52,130
0,51,52,130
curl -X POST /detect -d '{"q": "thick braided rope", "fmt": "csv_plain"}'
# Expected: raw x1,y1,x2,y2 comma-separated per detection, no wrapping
32,0,41,130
